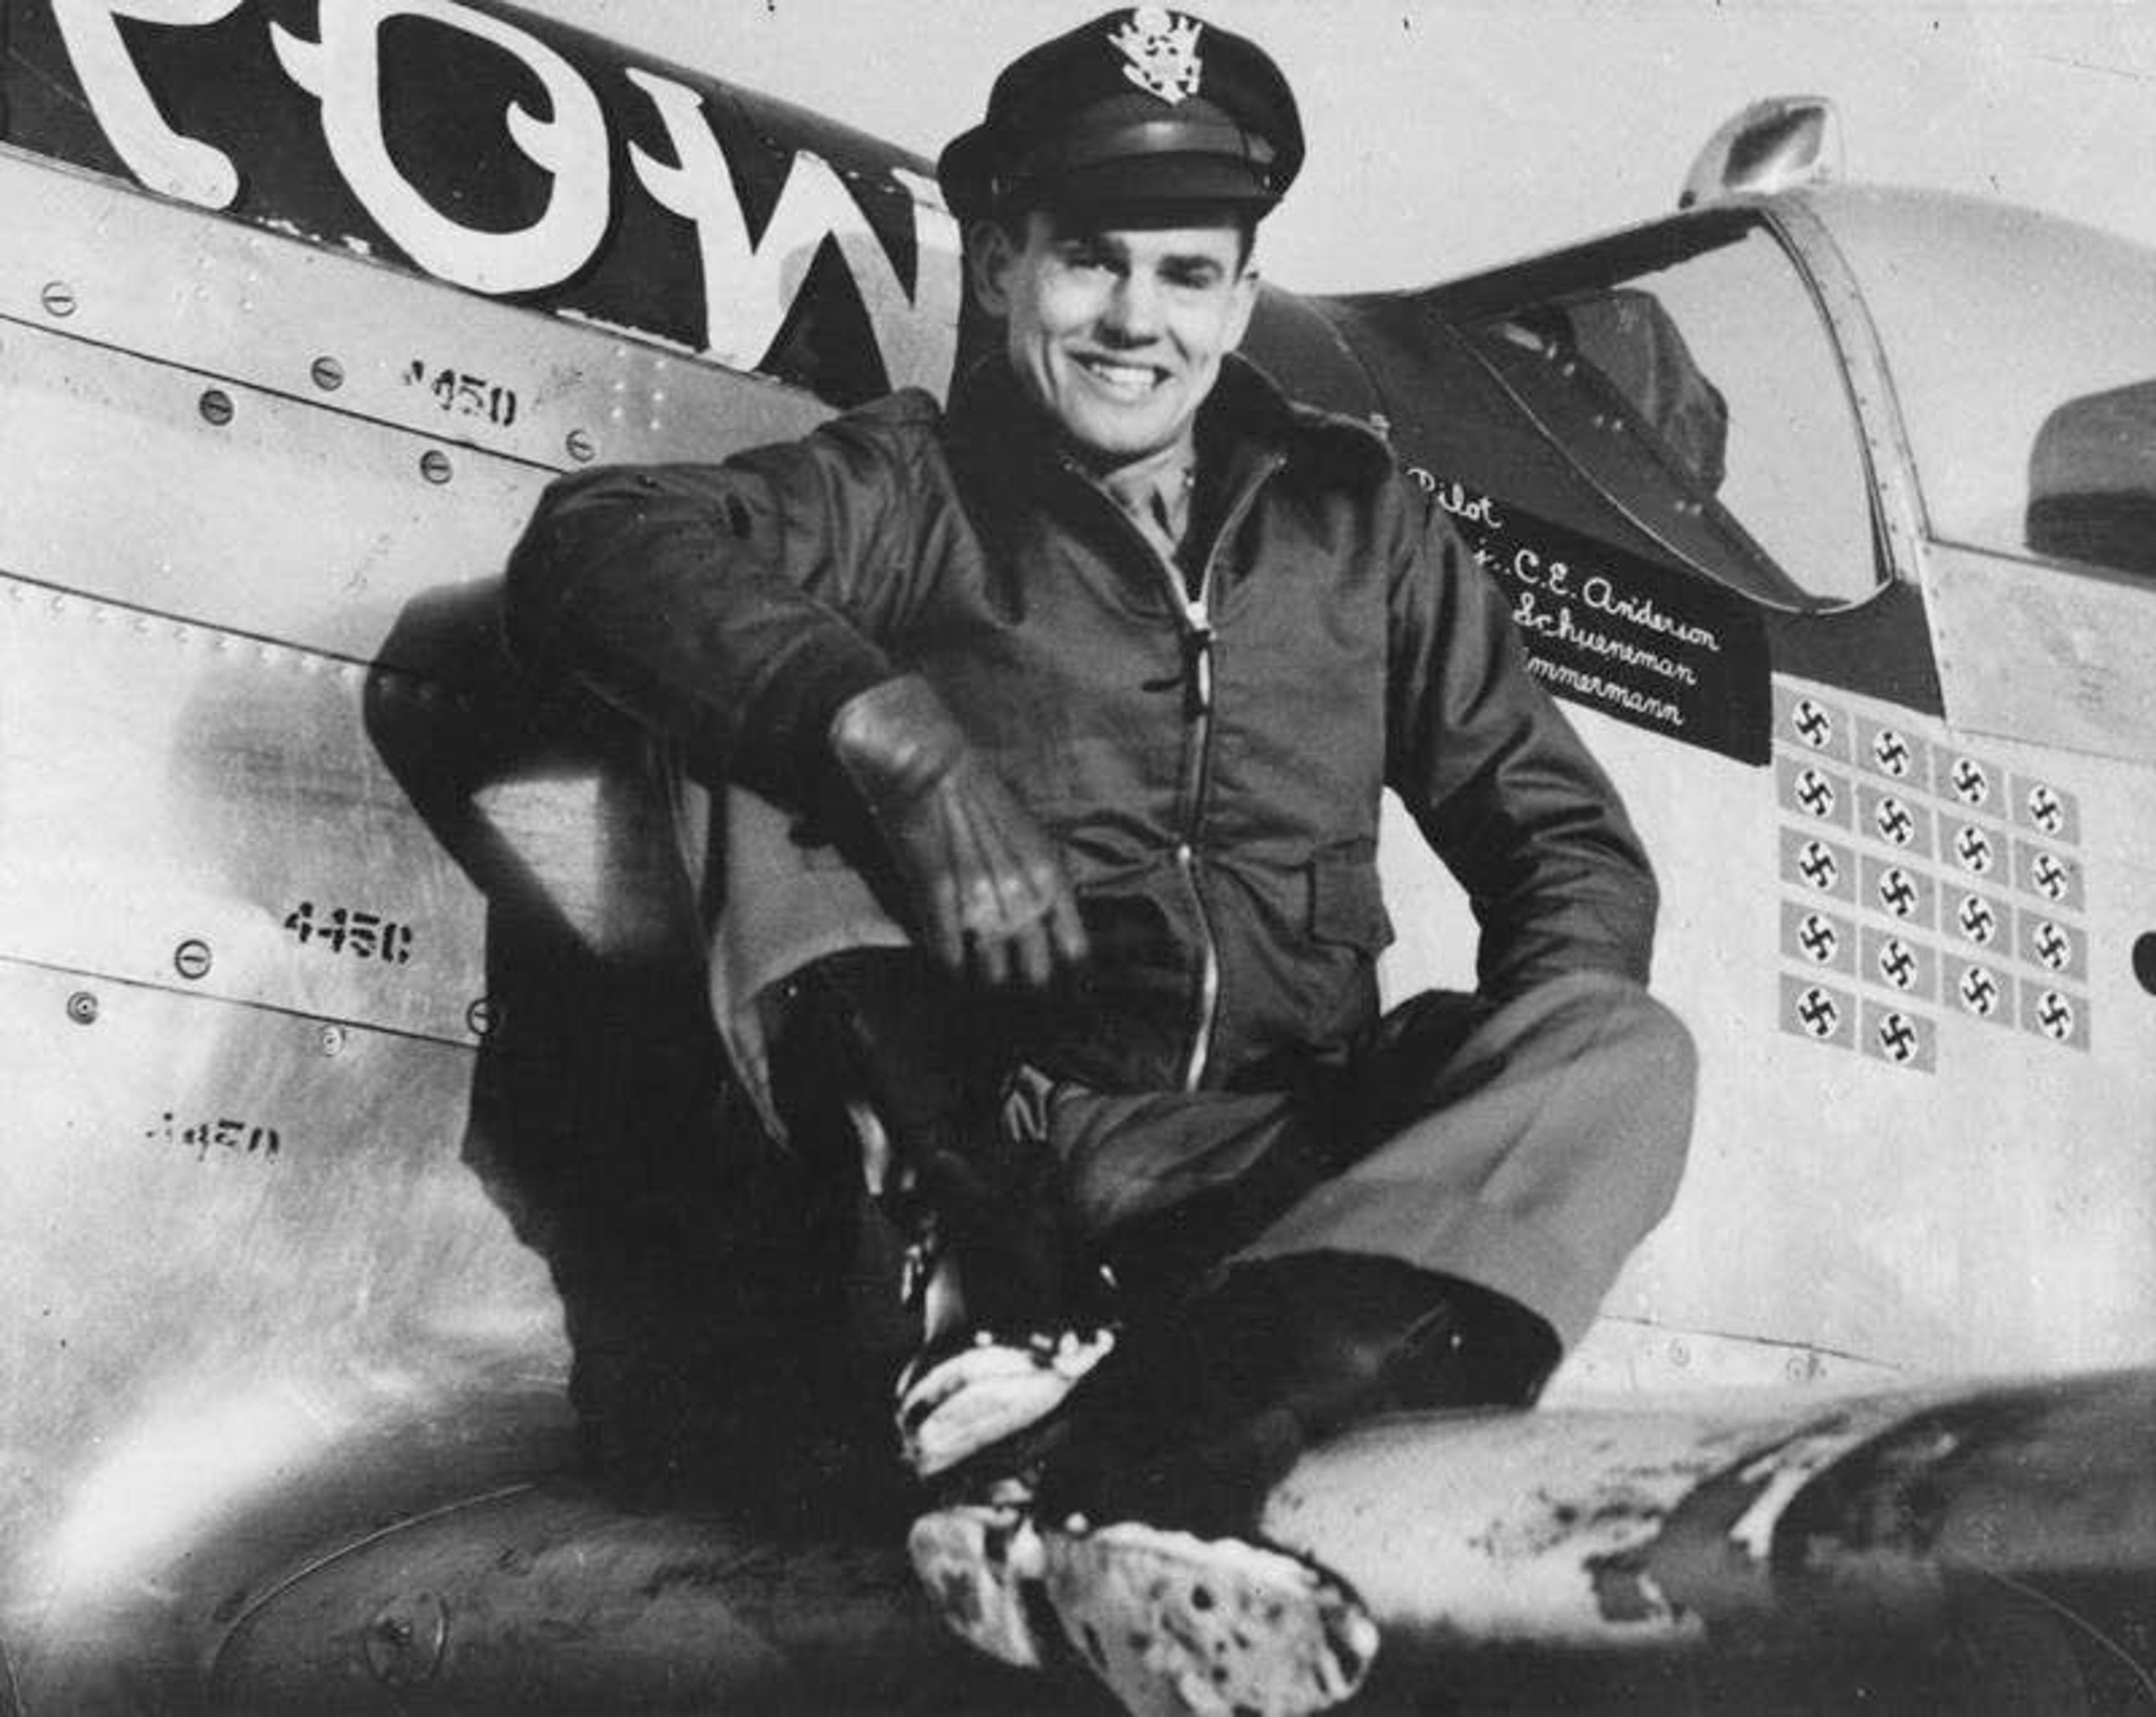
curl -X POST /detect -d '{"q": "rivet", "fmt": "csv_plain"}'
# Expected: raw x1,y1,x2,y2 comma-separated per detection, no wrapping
420,450,453,485
174,939,213,980
565,429,596,464
318,1024,348,1056
41,281,76,318
311,355,345,391
66,991,99,1025
466,998,499,1038
199,389,234,427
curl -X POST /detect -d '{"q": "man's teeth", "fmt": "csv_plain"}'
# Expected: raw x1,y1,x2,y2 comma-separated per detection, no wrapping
1081,359,1162,392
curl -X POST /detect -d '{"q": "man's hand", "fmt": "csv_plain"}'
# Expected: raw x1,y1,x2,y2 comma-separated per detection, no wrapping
829,675,1089,987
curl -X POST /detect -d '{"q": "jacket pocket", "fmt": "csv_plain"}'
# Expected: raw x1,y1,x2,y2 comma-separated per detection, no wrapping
1308,855,1395,954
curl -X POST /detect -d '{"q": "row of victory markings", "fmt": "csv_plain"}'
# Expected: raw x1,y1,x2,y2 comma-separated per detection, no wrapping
1772,684,2084,847
1771,762,2083,912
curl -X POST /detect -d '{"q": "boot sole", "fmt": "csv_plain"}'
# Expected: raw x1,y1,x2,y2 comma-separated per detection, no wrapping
1043,1522,1377,1716
912,1505,1377,1715
907,1503,1049,1668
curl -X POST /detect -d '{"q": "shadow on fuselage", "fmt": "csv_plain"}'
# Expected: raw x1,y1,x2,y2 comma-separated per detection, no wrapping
363,578,902,1517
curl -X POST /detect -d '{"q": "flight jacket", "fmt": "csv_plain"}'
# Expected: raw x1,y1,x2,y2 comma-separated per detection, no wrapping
505,355,1658,1096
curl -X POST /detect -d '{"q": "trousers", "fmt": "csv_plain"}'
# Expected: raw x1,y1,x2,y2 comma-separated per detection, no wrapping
700,784,1694,1353
1022,971,1696,1349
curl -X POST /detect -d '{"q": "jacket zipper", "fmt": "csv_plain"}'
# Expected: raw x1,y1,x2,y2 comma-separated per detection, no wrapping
1068,451,1282,1090
1173,587,1218,1092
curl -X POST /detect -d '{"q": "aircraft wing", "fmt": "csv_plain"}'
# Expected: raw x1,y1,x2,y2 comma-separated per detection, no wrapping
194,1371,2156,1711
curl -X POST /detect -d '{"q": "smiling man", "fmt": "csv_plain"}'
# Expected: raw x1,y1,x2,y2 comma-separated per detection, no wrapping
983,213,1254,465
506,11,1694,1714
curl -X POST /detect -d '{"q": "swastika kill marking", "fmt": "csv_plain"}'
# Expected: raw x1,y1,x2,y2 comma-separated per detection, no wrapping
2010,774,2080,846
1858,783,1932,857
1862,1001,1936,1072
1861,926,1935,1001
1782,829,1856,901
1944,751,1995,809
1953,889,2006,948
2019,984,2090,1052
2013,841,2085,912
1778,757,1852,828
1944,955,2013,1028
2018,915,2086,981
1780,902,1855,974
1858,716,1930,793
1775,686,1851,761
1781,975,1856,1050
1860,855,1935,929
1951,821,1998,876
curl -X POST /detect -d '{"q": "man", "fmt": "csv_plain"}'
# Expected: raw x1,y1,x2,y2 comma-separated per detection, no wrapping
506,10,1694,1712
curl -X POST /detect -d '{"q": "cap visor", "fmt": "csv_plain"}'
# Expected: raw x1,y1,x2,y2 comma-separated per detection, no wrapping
1049,153,1276,217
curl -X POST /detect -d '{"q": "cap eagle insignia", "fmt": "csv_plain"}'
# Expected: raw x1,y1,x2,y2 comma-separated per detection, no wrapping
1110,8,1204,102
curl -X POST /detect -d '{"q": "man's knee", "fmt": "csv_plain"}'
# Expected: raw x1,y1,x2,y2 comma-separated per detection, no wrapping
1447,971,1698,1221
1610,985,1697,1216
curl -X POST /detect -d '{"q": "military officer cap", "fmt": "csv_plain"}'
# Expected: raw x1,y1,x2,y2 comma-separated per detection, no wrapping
938,7,1304,227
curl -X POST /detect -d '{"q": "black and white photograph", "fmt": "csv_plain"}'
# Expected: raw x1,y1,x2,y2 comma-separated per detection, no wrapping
1,2,2151,1710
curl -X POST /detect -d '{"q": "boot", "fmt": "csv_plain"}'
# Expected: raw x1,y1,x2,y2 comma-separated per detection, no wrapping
908,1254,1551,1714
1033,1251,1559,1539
892,1072,1118,1482
763,949,1117,1482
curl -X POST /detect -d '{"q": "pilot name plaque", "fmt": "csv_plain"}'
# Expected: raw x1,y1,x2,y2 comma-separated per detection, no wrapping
1419,480,1771,764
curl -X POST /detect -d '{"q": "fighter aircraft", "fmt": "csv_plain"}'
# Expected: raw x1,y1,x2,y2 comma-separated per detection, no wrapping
1,2,2149,1711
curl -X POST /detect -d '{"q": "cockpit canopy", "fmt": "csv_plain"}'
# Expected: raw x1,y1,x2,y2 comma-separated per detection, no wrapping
1825,188,2156,582
1434,187,2156,611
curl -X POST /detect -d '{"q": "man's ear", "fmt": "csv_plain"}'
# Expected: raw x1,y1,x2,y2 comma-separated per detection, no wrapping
966,218,1020,318
1223,262,1260,351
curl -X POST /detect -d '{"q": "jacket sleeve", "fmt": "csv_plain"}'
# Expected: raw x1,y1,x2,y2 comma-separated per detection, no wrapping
1385,486,1659,996
502,398,933,806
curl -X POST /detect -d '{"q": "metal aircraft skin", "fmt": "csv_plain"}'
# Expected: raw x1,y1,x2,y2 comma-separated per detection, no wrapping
0,2,2150,1710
